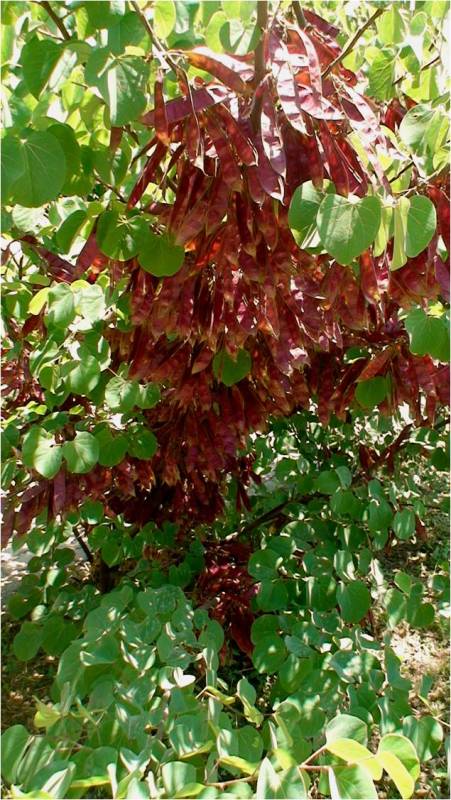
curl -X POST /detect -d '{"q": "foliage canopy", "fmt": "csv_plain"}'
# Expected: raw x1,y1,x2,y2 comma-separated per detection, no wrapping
0,1,449,798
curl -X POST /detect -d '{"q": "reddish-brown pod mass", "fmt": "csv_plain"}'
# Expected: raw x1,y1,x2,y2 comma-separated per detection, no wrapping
4,6,449,540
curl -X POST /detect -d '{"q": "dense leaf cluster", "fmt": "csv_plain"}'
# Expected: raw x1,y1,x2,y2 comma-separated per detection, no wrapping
1,1,449,798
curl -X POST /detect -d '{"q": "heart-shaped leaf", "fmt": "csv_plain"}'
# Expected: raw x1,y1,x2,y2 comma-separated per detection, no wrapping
317,194,381,265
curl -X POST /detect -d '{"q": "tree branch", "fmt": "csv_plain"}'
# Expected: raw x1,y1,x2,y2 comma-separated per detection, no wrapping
293,1,306,28
393,54,441,86
322,7,384,79
251,0,268,131
40,1,71,40
389,159,414,184
131,1,180,75
74,529,93,563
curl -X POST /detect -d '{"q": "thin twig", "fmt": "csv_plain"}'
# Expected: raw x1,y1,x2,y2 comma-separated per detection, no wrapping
389,159,414,184
207,774,257,789
73,529,93,563
322,7,384,79
251,0,268,131
40,1,71,40
94,176,126,203
393,54,441,86
131,1,180,75
293,1,306,28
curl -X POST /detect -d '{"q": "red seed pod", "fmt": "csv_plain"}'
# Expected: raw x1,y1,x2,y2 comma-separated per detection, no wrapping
154,70,170,145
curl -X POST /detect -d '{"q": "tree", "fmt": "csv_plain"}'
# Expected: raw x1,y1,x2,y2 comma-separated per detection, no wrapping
1,1,449,798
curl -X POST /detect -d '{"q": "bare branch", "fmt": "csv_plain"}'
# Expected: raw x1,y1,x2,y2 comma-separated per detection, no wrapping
251,0,268,131
40,1,71,40
322,7,384,79
293,1,306,28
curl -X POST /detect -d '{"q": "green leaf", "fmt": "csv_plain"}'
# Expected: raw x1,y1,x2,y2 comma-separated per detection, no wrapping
72,282,106,323
355,377,389,408
85,50,149,125
138,230,185,277
393,509,416,540
63,431,99,473
405,196,437,257
105,376,139,412
41,615,79,657
108,11,146,55
22,426,62,479
46,283,76,329
21,37,62,98
219,17,260,55
253,633,287,674
329,764,377,799
317,195,381,265
373,205,393,257
2,132,66,207
1,138,25,204
367,50,395,101
97,208,147,261
394,571,413,594
248,548,282,579
205,10,227,51
13,621,43,661
367,497,393,533
377,734,420,782
222,0,255,20
326,739,382,781
404,307,450,362
384,588,407,628
81,633,120,666
85,0,126,28
81,500,104,524
326,715,368,746
169,717,214,757
212,348,251,386
95,427,128,467
314,469,341,494
391,196,410,270
256,579,289,612
34,699,61,730
402,716,443,762
251,615,279,643
11,205,48,234
55,210,87,252
399,104,442,152
127,428,158,460
256,758,307,799
288,180,333,243
102,539,122,567
377,751,414,800
408,600,435,628
337,580,371,624
29,287,50,315
237,677,264,725
1,725,31,784
161,762,197,798
154,0,176,39
377,6,405,44
136,383,160,409
47,123,81,190
67,356,101,396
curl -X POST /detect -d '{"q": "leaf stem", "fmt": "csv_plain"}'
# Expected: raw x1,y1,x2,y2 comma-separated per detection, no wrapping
40,1,71,40
251,0,268,131
293,1,307,28
322,7,384,79
131,1,180,76
393,54,441,86
74,528,93,563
